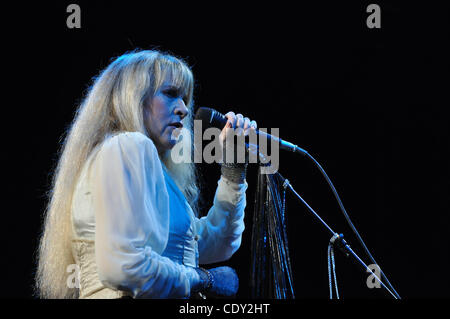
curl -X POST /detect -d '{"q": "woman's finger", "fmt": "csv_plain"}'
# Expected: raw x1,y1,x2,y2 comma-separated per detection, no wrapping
243,117,251,135
236,113,244,128
224,111,236,128
243,117,250,130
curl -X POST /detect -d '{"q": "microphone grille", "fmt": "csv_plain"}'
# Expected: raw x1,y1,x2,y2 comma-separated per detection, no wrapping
194,107,227,129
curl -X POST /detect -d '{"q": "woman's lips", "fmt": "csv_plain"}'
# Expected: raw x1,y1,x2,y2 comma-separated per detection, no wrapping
168,122,183,140
169,122,183,129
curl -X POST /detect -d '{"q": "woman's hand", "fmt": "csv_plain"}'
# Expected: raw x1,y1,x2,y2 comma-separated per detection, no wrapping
219,111,258,148
219,111,258,166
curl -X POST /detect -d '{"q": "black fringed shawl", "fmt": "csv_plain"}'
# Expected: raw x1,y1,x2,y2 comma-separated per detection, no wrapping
250,167,295,298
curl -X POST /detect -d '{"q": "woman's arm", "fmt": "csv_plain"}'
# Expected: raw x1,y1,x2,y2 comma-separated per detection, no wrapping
195,175,247,264
195,111,255,264
90,132,199,298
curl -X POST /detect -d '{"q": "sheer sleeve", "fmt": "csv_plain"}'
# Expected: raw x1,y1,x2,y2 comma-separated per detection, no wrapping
90,132,199,298
195,176,248,264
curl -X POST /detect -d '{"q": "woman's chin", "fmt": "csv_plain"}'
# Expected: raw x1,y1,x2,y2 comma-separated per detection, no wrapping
159,139,177,154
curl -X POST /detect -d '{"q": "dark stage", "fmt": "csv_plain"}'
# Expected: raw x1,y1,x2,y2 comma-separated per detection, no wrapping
3,1,449,304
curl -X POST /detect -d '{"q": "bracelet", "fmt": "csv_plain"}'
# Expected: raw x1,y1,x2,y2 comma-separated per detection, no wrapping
196,267,214,292
221,163,247,184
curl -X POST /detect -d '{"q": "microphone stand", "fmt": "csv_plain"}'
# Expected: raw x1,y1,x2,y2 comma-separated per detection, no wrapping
276,172,399,299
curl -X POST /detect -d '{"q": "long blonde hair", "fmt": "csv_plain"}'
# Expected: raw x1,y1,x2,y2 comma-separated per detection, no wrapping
35,50,198,298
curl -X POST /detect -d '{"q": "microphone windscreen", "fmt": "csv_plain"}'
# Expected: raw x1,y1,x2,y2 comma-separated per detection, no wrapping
194,107,228,129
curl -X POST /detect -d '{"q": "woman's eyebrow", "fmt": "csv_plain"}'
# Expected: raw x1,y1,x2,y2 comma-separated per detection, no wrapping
162,84,181,91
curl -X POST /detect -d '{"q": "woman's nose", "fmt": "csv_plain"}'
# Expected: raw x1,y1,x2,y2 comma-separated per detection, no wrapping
174,98,189,119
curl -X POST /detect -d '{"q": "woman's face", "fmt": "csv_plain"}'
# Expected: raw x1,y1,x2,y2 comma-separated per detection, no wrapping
145,79,189,154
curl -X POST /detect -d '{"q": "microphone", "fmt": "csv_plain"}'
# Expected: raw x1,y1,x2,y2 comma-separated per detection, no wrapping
194,107,307,155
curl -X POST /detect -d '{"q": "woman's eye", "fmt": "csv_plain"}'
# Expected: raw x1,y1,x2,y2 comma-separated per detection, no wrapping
163,88,188,105
164,89,178,98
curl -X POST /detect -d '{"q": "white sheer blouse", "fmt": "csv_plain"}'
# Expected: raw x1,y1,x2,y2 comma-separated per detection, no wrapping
71,132,247,298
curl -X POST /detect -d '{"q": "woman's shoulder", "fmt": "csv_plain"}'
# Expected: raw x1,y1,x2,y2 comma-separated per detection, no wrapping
102,131,157,152
91,131,159,165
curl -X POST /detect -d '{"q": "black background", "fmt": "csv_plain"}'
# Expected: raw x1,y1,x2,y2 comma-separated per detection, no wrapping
3,1,449,301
